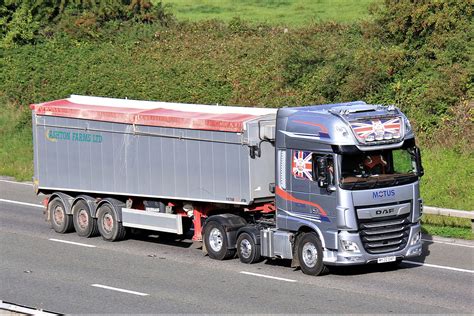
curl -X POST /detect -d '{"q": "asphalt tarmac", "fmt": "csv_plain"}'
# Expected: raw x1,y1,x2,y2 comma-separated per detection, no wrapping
1,178,473,314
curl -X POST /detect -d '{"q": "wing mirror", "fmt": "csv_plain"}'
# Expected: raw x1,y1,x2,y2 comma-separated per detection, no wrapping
414,147,424,177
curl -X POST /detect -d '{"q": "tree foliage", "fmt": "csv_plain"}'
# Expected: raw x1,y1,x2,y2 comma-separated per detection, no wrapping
0,0,173,46
0,0,471,146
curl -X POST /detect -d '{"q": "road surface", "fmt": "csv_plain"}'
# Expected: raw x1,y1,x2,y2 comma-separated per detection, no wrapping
1,178,473,314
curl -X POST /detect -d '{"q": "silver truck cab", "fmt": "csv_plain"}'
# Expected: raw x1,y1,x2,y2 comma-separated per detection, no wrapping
268,101,423,274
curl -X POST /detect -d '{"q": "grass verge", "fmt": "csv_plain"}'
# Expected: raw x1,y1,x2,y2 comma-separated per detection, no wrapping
421,225,473,240
420,148,473,211
0,104,33,181
160,0,377,26
421,214,473,240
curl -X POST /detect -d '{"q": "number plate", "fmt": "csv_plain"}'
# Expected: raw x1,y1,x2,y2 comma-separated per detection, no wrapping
377,256,396,264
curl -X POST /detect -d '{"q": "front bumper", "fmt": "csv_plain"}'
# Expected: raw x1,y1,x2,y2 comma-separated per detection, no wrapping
323,223,422,266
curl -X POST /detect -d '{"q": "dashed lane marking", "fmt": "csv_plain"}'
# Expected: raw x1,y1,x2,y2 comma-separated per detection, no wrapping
91,284,149,296
49,238,96,248
240,271,297,282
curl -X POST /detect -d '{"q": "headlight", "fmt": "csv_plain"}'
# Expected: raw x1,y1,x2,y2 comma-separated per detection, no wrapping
340,239,360,253
410,231,421,246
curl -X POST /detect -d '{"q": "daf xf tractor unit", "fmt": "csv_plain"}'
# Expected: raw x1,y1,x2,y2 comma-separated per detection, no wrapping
31,95,424,275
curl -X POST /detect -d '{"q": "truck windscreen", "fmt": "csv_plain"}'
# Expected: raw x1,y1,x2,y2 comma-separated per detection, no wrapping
339,148,419,190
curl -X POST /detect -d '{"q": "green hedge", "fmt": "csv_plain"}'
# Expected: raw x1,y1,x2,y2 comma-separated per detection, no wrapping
0,0,473,211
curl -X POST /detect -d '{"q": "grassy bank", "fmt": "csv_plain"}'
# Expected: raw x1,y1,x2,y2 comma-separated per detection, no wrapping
160,0,377,26
420,148,473,211
0,1,472,239
0,104,33,181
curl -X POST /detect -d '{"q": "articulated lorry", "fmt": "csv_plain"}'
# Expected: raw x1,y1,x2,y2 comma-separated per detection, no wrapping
31,95,424,275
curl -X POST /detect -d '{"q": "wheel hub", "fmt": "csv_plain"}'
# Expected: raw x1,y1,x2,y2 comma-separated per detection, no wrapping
78,209,88,229
53,206,64,225
240,239,252,259
103,213,113,233
209,228,223,252
302,242,318,268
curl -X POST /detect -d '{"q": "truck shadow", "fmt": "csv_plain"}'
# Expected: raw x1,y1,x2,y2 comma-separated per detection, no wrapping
261,234,433,276
128,229,195,248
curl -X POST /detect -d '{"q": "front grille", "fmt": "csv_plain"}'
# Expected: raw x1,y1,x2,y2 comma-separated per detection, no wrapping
359,214,411,254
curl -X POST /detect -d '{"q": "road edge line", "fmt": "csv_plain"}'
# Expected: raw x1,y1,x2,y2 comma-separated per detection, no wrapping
0,198,43,208
0,179,33,186
0,300,58,315
404,260,474,274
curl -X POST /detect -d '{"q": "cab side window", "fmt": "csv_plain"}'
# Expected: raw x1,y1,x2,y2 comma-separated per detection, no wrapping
313,154,334,185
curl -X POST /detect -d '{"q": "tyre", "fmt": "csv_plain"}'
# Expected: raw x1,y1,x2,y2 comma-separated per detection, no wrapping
204,221,235,260
297,232,328,276
97,203,127,241
72,200,99,238
49,197,74,234
237,232,261,264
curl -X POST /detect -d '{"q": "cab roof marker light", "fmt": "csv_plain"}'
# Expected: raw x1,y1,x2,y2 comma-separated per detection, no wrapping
336,125,349,137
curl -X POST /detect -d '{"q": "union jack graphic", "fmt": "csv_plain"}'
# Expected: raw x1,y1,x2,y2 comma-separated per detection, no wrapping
292,151,313,181
350,117,402,142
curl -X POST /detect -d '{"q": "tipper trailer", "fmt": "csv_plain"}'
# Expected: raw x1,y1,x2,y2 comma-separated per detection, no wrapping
31,95,424,275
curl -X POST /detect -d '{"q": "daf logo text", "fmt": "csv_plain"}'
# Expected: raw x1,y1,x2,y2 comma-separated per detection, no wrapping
375,208,395,215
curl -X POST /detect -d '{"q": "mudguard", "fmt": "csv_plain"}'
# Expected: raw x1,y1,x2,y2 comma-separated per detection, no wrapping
236,225,261,245
203,214,247,249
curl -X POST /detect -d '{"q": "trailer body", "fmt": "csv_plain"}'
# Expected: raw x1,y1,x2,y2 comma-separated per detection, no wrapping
32,95,275,206
32,95,424,275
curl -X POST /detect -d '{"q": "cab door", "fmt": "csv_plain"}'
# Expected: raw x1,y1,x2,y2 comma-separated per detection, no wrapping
283,150,337,229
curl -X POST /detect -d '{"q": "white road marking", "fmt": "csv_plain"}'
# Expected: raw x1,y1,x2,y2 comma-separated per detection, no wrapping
91,284,149,296
0,179,33,186
0,198,43,208
0,301,57,316
240,271,297,283
404,260,474,274
49,238,96,248
422,239,474,249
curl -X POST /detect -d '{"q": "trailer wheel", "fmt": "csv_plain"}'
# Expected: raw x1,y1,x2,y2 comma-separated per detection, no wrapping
49,198,74,234
237,232,261,264
97,203,127,242
204,221,235,260
72,200,99,238
297,232,327,276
